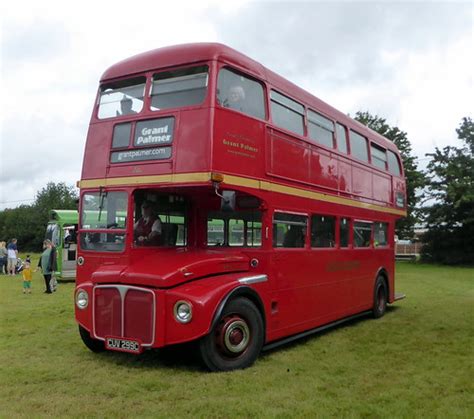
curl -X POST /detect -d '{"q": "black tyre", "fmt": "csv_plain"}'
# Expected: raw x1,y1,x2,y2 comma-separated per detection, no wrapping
199,297,264,372
372,276,388,319
79,325,105,352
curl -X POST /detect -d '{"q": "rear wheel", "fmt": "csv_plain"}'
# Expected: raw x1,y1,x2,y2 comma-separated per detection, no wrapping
199,297,264,372
79,325,105,352
372,276,388,318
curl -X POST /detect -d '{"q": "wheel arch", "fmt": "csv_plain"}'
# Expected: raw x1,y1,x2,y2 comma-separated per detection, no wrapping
210,285,266,341
375,266,390,297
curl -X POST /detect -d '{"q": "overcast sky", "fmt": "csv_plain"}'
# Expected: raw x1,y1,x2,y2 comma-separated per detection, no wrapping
1,0,472,210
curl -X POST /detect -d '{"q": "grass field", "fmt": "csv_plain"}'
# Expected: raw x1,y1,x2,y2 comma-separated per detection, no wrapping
1,259,473,418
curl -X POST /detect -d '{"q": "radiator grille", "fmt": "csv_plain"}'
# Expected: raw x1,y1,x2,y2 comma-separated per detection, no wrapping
93,285,155,345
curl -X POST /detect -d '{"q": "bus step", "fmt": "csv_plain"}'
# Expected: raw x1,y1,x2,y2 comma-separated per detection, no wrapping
394,292,406,301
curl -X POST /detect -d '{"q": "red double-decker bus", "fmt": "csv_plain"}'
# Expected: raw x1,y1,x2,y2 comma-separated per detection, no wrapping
75,43,406,371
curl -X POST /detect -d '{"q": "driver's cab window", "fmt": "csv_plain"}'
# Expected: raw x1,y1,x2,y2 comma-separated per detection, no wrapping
133,191,187,247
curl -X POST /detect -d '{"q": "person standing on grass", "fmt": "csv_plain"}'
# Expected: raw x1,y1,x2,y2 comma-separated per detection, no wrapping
36,239,57,294
0,241,7,274
7,238,18,275
22,261,33,294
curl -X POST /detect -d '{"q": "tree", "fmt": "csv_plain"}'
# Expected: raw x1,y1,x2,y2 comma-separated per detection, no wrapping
0,182,78,251
354,111,425,238
421,117,474,265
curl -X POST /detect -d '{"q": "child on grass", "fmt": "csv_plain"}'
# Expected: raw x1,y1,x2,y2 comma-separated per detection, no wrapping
22,261,32,294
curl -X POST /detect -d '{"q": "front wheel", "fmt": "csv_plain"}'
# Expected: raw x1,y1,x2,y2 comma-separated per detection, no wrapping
199,297,264,372
79,325,105,352
372,276,388,318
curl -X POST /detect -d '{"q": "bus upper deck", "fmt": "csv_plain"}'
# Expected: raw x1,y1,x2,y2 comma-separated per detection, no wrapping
79,43,405,217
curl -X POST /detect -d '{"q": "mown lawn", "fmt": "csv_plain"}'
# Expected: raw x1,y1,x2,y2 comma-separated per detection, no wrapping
1,259,473,418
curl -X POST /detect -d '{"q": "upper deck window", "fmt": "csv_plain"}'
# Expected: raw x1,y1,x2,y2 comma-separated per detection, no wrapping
308,110,334,148
98,77,146,119
270,91,304,136
387,150,402,176
151,65,208,111
371,143,388,170
217,67,266,120
336,123,348,154
349,130,369,162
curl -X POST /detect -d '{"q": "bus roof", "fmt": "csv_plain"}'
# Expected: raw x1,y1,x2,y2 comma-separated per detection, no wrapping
49,210,78,225
100,43,399,154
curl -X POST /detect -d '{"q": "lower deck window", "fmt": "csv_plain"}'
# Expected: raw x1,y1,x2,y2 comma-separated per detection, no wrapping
273,212,307,248
311,215,335,248
374,222,389,247
207,212,262,247
340,218,350,248
354,221,372,248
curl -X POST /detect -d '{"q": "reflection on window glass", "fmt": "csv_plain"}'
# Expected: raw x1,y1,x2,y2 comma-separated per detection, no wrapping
336,123,348,154
207,218,225,246
80,191,128,252
207,210,262,247
133,191,187,247
270,91,304,136
308,111,334,148
350,130,369,162
354,221,372,248
311,215,335,248
81,192,127,230
374,222,388,247
112,123,132,149
340,217,350,248
217,68,266,120
388,151,402,176
371,144,387,170
151,66,208,111
273,212,307,248
98,77,146,119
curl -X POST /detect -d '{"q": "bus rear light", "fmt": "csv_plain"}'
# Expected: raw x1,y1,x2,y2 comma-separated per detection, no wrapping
211,172,225,183
174,301,193,323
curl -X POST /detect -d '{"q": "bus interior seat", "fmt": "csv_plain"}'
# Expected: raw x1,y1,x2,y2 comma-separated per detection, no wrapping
283,226,304,248
161,223,178,246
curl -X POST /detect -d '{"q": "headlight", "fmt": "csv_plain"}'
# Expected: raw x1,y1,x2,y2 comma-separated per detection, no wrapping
75,289,89,310
174,300,193,323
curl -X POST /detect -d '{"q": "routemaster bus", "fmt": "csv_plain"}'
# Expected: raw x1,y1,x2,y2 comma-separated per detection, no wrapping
75,43,406,371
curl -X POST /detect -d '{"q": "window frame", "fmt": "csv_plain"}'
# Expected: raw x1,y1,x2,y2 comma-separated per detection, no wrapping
307,110,335,149
371,143,388,171
272,211,308,249
270,90,305,136
310,214,336,249
349,130,369,163
216,66,267,121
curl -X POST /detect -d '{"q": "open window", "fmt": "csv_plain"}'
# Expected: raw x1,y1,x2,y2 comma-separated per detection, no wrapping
133,191,187,247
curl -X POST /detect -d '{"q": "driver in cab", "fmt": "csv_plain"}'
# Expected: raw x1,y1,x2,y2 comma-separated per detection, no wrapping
134,201,162,246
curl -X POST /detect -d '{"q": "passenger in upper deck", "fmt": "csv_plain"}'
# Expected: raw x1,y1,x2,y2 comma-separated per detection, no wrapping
117,96,137,117
134,201,162,246
224,85,246,112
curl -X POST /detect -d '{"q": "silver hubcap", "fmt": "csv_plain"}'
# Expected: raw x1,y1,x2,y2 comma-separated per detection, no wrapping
224,320,250,353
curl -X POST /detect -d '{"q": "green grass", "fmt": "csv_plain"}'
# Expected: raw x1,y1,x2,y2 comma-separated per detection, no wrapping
1,259,473,418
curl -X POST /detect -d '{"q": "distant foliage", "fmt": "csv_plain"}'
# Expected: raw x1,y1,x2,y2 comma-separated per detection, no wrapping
0,182,78,251
421,117,474,265
354,111,426,239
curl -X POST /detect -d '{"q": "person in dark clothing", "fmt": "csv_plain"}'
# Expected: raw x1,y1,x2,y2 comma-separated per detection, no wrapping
36,240,57,294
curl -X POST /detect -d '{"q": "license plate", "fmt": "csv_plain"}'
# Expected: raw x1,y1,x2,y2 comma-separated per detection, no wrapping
105,336,142,354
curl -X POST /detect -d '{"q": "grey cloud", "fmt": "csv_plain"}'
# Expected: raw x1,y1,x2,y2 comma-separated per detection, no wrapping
211,2,471,87
1,19,71,74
